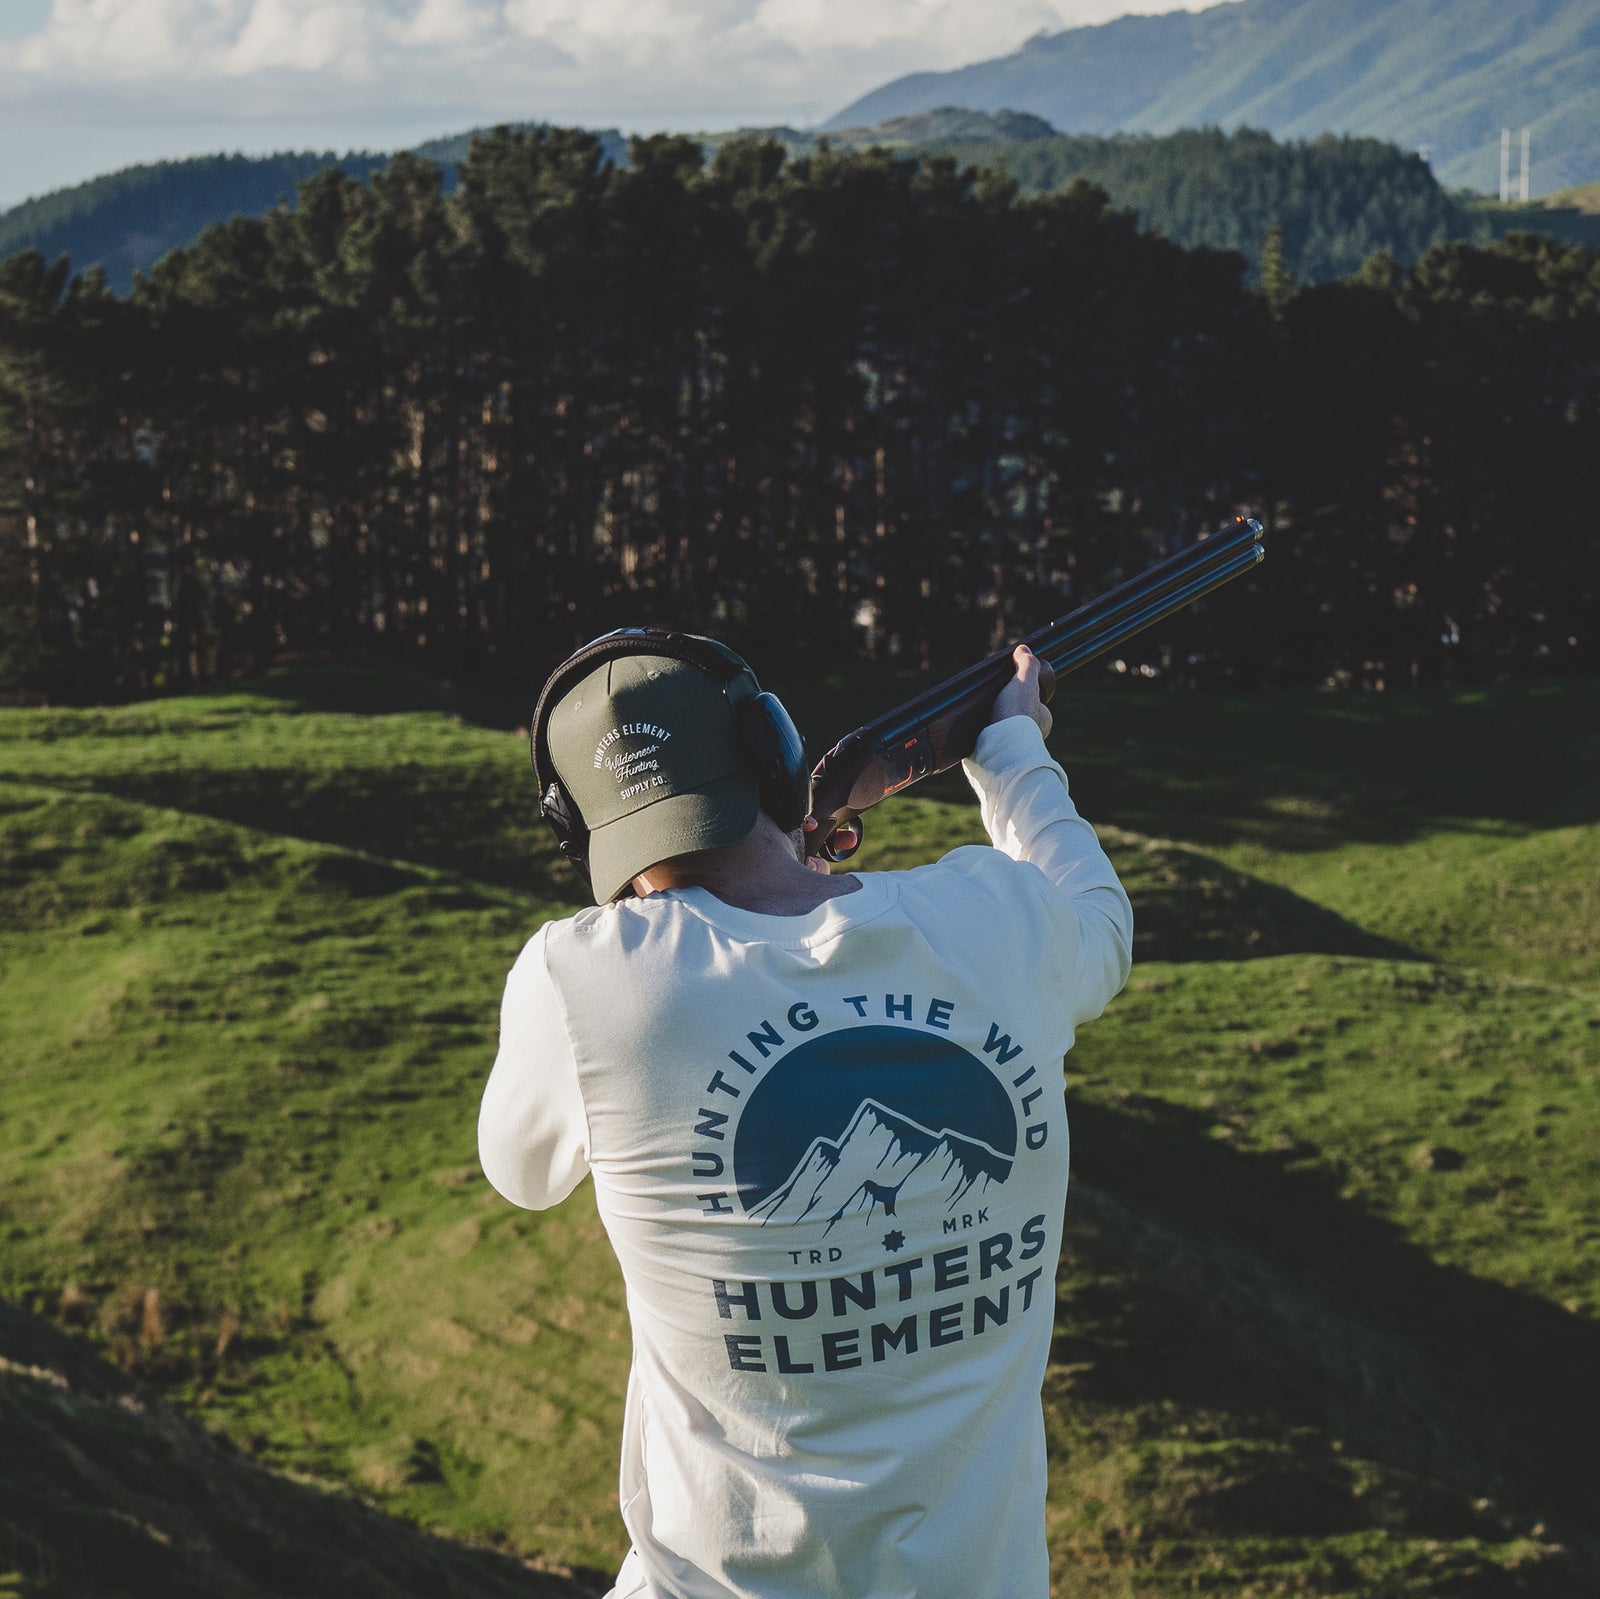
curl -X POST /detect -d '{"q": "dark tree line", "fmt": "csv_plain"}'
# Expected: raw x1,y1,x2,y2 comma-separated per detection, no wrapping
1,128,1596,705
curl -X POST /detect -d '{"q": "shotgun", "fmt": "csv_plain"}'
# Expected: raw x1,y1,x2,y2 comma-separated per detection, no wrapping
805,518,1264,862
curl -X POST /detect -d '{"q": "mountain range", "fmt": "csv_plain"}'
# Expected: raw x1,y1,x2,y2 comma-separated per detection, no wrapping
4,0,1599,294
825,0,1600,196
749,1099,1014,1234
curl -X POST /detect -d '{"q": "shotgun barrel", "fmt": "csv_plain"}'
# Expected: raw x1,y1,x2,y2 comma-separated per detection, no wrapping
805,518,1264,861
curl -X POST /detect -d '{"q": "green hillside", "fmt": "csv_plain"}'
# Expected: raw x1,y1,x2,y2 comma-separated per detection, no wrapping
1462,195,1600,250
0,152,391,296
1,667,1595,1595
0,126,628,295
1544,179,1600,213
826,0,1600,197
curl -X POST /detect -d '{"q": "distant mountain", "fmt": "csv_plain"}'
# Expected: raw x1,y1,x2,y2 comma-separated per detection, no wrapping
834,107,1059,148
825,0,1600,196
750,1099,1013,1234
707,106,1060,155
409,123,630,175
0,124,629,294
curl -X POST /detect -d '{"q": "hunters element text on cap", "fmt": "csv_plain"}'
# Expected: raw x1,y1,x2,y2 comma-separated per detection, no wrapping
545,652,760,902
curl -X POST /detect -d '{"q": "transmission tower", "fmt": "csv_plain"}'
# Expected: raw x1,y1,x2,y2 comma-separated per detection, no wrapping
1500,127,1532,202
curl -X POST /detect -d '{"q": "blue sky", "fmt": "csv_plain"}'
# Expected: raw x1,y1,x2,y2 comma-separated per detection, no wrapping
1,1,53,40
0,0,1227,209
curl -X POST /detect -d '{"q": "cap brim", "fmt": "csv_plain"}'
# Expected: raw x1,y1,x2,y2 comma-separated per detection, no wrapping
587,771,761,903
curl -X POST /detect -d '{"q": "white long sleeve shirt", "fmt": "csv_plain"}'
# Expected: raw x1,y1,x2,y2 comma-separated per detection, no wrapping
479,716,1133,1599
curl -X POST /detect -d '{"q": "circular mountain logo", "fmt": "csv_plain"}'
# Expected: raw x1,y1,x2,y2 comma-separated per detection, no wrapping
732,1025,1019,1234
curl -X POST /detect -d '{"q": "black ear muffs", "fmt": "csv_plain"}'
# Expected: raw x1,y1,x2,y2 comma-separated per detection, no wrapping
529,629,809,891
739,690,810,832
537,769,588,872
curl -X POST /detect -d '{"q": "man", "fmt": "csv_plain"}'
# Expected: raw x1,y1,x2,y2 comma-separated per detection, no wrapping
479,629,1132,1599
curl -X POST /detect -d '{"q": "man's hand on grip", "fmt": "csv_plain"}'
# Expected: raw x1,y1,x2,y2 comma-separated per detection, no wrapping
989,645,1053,740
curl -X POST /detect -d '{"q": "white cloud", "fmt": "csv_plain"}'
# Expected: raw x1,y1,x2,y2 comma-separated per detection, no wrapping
19,0,246,76
217,0,372,75
401,0,503,50
21,0,381,79
13,0,1228,100
0,0,1230,204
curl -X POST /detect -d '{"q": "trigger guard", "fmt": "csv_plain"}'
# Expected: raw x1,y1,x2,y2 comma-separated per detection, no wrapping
820,820,862,863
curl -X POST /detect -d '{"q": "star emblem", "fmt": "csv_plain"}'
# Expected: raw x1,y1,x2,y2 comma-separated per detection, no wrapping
882,1229,906,1253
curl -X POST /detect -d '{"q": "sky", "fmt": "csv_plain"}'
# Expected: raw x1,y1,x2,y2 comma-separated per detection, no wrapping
0,0,1229,210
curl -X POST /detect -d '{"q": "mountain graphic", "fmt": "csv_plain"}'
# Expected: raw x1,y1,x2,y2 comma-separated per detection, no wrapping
748,1099,1014,1234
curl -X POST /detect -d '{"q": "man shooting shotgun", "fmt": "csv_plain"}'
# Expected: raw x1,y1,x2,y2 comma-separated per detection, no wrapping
478,524,1260,1598
807,516,1264,862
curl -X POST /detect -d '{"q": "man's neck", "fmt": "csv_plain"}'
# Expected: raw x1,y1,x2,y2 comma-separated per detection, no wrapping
632,815,861,916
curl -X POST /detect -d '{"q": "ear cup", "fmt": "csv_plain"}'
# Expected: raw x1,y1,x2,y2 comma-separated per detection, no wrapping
539,778,589,871
738,691,810,831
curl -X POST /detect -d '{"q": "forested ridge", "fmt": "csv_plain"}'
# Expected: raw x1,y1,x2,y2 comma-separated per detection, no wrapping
888,126,1483,284
0,125,632,296
715,121,1547,284
0,151,393,297
1,127,1596,706
8,114,1599,294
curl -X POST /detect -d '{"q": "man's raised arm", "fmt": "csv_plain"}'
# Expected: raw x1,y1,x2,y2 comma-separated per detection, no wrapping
964,645,1133,1024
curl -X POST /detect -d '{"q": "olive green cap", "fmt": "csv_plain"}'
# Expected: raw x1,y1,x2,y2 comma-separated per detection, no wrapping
547,652,759,903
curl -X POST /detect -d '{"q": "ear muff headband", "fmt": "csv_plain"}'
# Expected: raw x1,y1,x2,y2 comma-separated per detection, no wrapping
529,629,810,887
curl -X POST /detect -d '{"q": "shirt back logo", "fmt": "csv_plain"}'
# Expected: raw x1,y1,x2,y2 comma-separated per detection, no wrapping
731,1024,1020,1230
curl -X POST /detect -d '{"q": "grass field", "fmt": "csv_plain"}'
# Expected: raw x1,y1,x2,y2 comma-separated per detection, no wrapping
1,665,1595,1596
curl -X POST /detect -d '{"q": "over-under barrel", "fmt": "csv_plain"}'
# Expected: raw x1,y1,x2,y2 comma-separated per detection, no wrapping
806,518,1265,861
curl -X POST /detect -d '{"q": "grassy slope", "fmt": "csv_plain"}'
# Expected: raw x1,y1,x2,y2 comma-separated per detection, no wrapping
1463,197,1600,251
1544,180,1600,214
0,667,1594,1595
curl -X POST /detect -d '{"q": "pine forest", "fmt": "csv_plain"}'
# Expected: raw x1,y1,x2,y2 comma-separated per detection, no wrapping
2,128,1597,705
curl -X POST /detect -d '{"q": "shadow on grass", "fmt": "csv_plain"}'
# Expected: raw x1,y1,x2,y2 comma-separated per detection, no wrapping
208,661,1600,852
1053,678,1600,853
232,658,530,731
1055,1093,1598,1575
1115,837,1422,964
22,666,1600,886
15,766,576,910
0,1303,611,1599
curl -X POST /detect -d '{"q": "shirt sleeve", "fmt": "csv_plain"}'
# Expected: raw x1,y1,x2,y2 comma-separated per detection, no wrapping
477,924,592,1210
962,715,1134,1024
